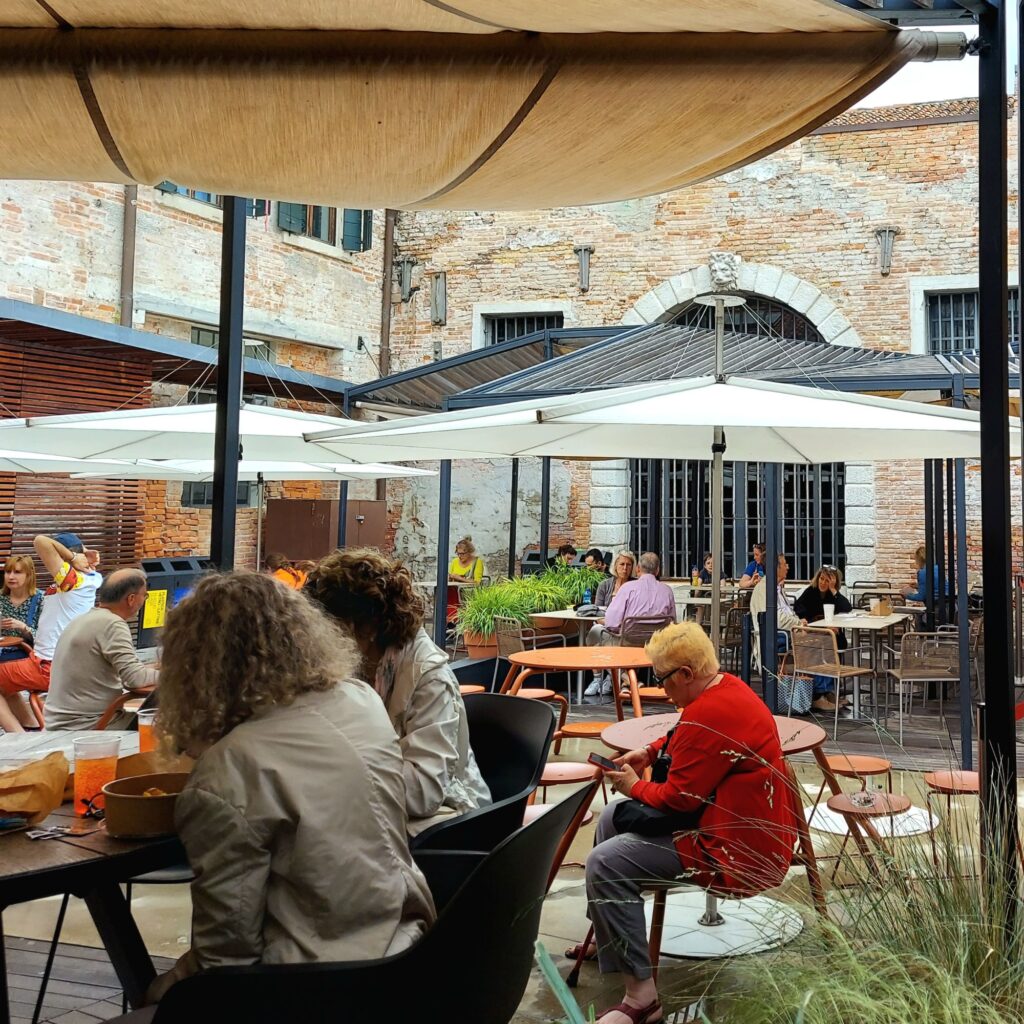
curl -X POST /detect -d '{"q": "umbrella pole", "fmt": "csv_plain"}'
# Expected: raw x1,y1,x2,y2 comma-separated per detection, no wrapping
255,472,265,570
709,297,730,659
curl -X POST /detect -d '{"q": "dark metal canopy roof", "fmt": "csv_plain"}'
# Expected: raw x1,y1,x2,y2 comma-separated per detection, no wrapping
834,1,984,27
0,297,349,404
445,323,1019,408
344,327,622,412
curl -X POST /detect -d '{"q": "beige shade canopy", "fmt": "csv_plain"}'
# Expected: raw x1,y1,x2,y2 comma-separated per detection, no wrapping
0,1,924,210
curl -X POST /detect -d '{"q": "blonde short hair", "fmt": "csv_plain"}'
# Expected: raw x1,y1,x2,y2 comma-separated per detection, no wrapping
158,570,358,752
645,621,720,678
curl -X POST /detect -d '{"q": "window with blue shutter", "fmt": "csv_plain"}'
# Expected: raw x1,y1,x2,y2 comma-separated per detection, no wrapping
277,202,308,234
341,209,373,252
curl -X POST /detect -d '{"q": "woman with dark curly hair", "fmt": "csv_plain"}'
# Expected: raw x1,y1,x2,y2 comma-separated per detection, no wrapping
307,547,491,835
147,570,434,1006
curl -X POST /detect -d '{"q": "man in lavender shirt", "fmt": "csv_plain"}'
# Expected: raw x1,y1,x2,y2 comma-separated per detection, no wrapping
585,551,677,672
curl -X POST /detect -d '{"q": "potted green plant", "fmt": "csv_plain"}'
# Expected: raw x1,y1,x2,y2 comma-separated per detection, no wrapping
455,581,531,658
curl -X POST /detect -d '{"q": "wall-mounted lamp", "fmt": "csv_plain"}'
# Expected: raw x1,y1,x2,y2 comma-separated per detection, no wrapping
430,271,447,326
875,226,900,277
574,244,594,293
397,256,418,301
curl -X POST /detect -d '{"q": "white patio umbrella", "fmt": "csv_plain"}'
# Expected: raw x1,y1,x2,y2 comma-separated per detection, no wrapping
305,376,1016,464
69,459,435,482
0,403,376,463
0,450,158,476
308,353,1020,655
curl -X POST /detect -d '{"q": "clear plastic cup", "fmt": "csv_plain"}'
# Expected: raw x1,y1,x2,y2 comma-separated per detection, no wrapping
822,603,835,625
137,708,158,753
73,735,121,816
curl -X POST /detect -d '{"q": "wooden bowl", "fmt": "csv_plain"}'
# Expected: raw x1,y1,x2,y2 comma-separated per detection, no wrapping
101,772,189,839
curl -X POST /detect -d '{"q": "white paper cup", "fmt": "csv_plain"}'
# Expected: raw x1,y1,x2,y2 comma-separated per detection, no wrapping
869,598,880,614
822,603,835,625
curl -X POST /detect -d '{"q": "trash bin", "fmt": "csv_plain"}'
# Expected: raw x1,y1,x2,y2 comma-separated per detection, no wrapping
137,556,214,649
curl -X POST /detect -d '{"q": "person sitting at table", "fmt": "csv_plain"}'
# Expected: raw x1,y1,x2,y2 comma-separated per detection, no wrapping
793,564,852,712
584,551,637,696
547,542,578,568
698,552,716,585
584,548,609,575
750,555,826,700
0,554,43,647
587,552,675,650
0,532,101,734
307,547,491,835
901,544,947,602
738,542,766,589
146,570,434,1007
266,552,306,590
572,622,797,1024
45,568,159,731
448,535,485,584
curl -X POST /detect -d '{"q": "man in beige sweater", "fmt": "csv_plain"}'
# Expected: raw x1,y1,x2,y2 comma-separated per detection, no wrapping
45,568,159,731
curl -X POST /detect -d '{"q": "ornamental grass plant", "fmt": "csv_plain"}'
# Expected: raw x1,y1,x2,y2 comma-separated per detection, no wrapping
708,795,1024,1024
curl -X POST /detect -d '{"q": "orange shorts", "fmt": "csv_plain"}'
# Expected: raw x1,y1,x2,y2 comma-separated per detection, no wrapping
0,651,50,696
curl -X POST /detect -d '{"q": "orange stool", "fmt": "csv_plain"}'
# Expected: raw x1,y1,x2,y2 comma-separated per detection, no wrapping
812,753,892,815
557,720,615,741
924,770,979,868
826,791,911,878
459,684,486,696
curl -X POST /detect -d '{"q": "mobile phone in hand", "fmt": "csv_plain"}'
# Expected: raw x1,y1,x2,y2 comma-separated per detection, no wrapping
587,752,619,772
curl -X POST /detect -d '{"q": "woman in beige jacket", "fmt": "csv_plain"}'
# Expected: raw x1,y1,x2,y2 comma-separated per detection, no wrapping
147,571,434,1005
307,548,491,835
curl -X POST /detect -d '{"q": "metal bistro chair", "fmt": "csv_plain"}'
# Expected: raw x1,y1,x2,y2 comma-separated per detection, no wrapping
851,581,894,610
491,614,566,692
615,614,674,717
791,626,874,739
719,605,746,674
882,632,960,745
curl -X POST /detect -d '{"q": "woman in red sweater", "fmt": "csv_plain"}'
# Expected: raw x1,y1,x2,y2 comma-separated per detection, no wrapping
580,622,797,1024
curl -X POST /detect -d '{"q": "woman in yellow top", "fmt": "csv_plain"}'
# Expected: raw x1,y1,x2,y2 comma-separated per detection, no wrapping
447,537,484,622
448,537,485,583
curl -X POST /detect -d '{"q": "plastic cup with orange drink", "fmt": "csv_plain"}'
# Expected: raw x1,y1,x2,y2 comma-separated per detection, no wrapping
137,708,158,753
73,735,121,816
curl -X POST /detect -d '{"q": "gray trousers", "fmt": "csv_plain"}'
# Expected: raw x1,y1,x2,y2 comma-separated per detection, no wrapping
585,803,683,979
585,624,619,647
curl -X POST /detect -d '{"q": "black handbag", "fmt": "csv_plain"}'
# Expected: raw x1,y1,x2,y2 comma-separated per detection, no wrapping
611,727,708,837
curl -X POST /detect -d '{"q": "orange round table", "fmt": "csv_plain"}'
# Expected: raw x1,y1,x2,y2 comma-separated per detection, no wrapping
601,713,826,756
505,647,652,720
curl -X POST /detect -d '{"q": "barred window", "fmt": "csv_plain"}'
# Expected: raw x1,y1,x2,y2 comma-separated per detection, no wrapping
483,312,564,346
631,460,845,582
181,481,258,509
926,288,1019,353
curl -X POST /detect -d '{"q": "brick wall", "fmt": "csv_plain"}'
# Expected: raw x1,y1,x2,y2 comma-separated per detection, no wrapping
387,99,1021,581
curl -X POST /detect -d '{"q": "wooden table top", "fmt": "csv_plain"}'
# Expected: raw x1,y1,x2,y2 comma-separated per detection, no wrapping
601,712,826,755
827,792,912,818
508,647,652,671
0,802,184,906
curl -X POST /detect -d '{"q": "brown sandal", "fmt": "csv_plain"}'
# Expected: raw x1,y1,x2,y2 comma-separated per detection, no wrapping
596,999,663,1024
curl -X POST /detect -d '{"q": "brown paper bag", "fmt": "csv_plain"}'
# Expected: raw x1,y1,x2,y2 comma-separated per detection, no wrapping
0,751,70,825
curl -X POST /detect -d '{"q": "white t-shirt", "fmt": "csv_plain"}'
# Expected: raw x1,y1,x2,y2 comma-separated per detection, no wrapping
35,562,102,661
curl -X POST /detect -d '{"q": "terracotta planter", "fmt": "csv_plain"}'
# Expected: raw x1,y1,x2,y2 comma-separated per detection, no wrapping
463,630,498,659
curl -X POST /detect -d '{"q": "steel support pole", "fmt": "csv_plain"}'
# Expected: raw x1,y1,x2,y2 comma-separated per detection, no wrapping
761,463,780,709
977,1,1018,889
955,374,972,770
710,297,727,659
210,196,246,569
933,461,946,625
337,392,352,549
539,457,551,566
508,458,520,578
433,460,453,646
946,459,956,624
924,462,935,629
